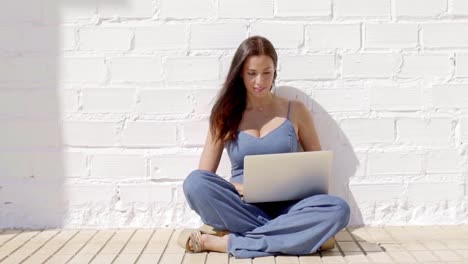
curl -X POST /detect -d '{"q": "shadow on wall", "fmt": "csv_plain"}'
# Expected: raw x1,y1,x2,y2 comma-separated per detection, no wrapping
275,85,364,227
0,0,128,228
0,0,65,229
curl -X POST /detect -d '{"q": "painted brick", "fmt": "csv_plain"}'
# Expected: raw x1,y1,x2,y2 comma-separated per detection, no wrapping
90,154,146,179
160,0,215,19
120,184,172,203
122,121,177,147
334,0,391,17
190,23,247,50
250,23,303,49
30,151,78,179
108,57,163,82
305,24,361,50
340,118,394,144
97,0,154,18
193,89,218,114
314,89,369,112
276,0,331,17
396,118,452,145
0,89,59,117
432,84,468,108
52,3,97,23
0,121,60,148
4,0,468,228
368,152,422,175
370,85,422,111
399,54,452,78
395,0,446,17
60,26,76,51
342,53,400,78
219,0,273,18
138,89,192,114
0,25,54,53
59,89,79,113
78,27,133,51
134,25,187,50
425,150,463,173
462,118,468,142
422,23,468,48
60,57,106,84
0,152,32,178
0,0,42,24
456,53,468,77
150,155,200,180
82,88,135,112
165,57,218,82
349,184,403,204
452,0,468,15
182,120,209,147
63,121,117,147
279,55,336,79
218,152,233,177
407,183,462,202
63,152,87,178
0,56,55,84
65,184,116,206
365,23,418,49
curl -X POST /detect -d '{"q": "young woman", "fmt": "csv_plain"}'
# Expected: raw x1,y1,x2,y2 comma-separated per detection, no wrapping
179,36,350,259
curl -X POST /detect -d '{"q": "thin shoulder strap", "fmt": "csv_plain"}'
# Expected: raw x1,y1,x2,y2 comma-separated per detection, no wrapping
287,100,291,119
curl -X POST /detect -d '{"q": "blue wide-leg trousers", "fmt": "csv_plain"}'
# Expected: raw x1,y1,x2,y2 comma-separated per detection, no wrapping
183,169,351,259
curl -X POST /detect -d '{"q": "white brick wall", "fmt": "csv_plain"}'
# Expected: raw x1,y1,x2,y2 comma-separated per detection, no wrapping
396,118,453,145
276,0,331,17
160,0,215,19
342,53,400,78
134,25,187,51
422,23,468,48
452,0,468,15
305,24,361,50
78,27,133,51
251,23,303,49
280,55,336,79
190,23,247,50
219,0,273,18
394,0,446,17
1,1,468,229
364,23,418,49
370,85,422,111
339,118,394,145
433,84,468,108
334,0,391,18
368,151,422,175
399,54,452,78
456,53,468,77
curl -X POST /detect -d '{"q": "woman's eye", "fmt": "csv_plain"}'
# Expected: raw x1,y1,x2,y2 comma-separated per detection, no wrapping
248,72,256,76
264,72,271,75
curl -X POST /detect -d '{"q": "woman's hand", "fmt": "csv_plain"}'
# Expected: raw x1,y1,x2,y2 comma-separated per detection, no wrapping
230,181,244,197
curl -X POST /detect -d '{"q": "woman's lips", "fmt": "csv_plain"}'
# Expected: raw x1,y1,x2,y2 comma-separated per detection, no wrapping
254,86,266,92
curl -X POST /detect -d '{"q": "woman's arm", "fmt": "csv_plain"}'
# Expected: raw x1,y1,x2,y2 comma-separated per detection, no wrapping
199,129,224,172
199,128,244,197
293,100,322,152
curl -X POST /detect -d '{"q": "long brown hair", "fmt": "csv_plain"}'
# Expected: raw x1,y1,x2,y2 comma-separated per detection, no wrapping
210,36,278,144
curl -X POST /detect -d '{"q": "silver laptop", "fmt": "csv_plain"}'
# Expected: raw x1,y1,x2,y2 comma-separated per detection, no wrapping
242,151,333,203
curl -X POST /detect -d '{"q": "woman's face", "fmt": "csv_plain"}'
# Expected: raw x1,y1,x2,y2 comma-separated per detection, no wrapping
241,55,275,98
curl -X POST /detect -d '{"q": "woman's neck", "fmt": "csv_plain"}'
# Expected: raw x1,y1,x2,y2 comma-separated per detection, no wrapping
245,93,275,111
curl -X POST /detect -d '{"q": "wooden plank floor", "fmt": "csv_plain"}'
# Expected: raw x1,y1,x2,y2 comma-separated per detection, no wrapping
1,226,468,263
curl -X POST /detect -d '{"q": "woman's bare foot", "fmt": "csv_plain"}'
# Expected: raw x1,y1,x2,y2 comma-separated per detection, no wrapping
200,233,229,253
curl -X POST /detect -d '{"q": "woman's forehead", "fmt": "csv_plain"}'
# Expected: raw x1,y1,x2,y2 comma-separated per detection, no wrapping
243,55,274,70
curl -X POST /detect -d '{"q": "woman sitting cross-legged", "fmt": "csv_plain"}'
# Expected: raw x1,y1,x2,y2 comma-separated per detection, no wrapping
178,35,350,259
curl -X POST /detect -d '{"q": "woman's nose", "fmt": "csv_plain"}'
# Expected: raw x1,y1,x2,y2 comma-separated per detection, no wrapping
255,74,267,85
